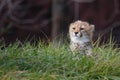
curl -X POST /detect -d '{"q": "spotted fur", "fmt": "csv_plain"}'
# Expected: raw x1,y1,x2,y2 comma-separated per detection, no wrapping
69,20,95,56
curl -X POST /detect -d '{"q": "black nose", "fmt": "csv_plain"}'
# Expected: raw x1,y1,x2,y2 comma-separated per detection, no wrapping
75,32,78,34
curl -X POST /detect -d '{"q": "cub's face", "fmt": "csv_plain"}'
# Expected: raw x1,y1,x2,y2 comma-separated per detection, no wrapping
69,20,94,40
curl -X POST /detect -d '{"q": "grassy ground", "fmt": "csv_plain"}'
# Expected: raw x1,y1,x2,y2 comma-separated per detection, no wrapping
0,40,120,80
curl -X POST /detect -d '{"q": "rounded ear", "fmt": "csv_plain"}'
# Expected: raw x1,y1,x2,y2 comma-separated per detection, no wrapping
69,23,73,28
90,24,95,32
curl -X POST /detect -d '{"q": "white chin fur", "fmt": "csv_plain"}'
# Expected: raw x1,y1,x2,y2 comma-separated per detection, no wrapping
71,35,90,44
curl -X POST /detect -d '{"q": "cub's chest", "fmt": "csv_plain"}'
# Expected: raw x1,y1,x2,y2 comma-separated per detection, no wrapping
70,41,93,56
71,41,91,50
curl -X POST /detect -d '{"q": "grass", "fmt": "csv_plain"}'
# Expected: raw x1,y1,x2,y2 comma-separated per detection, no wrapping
0,40,120,80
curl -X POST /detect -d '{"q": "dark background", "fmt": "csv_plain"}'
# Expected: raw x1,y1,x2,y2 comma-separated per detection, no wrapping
0,0,120,46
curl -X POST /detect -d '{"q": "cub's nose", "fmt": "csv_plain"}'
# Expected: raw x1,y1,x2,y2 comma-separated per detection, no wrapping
75,32,78,34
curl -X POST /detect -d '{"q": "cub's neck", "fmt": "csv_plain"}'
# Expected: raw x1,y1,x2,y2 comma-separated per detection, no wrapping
71,36,91,44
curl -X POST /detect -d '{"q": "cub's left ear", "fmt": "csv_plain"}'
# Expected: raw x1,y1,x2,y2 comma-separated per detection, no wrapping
90,24,95,32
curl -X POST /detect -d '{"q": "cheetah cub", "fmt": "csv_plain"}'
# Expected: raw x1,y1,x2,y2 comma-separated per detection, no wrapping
69,20,95,56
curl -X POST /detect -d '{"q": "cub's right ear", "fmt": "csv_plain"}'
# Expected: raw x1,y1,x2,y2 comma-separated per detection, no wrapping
90,24,95,32
69,23,73,28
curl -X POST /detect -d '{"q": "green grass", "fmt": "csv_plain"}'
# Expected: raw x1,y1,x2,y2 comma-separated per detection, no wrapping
0,41,120,80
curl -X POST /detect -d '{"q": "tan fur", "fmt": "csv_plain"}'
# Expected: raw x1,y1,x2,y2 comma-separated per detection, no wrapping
69,20,95,56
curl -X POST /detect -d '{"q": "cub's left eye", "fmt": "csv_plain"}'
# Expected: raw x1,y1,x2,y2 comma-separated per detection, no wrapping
80,28,84,30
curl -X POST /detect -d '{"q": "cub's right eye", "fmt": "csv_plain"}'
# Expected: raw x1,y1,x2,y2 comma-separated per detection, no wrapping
73,28,75,30
80,28,84,30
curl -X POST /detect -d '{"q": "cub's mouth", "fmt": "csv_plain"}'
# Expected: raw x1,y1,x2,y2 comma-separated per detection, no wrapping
74,32,83,38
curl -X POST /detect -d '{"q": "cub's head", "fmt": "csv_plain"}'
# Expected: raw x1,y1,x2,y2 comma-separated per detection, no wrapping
69,20,95,40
